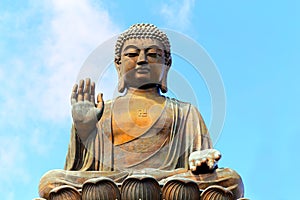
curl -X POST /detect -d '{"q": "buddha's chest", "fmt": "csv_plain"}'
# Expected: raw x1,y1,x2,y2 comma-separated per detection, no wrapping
111,97,172,145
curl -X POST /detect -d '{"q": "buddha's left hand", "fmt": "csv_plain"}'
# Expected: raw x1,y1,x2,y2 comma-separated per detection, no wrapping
189,149,221,173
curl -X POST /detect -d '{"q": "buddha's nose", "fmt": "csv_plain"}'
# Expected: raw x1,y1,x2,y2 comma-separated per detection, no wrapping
137,50,148,65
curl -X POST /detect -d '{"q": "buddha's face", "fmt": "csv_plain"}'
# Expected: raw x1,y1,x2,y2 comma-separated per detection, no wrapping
116,38,167,89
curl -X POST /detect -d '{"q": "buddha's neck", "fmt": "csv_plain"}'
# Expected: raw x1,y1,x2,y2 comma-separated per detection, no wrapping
125,87,161,99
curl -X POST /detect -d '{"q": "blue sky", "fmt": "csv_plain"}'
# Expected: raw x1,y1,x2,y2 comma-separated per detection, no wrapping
0,0,299,199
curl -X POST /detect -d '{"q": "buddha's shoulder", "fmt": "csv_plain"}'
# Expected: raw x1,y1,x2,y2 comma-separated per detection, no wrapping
165,97,201,114
165,97,193,107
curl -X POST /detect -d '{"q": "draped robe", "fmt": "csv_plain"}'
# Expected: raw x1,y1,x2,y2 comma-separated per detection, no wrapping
39,97,244,199
64,97,211,172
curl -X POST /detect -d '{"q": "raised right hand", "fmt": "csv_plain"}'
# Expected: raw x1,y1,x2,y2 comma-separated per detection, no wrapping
71,78,104,140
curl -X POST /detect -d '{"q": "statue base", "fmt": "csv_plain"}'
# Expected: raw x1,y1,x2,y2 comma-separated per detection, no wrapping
36,174,248,200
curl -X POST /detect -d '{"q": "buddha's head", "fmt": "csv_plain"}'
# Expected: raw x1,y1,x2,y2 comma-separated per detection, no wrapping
114,23,172,93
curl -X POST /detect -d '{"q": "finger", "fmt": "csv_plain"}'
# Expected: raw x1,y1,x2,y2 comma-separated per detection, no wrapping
200,157,207,164
214,151,222,161
90,82,95,104
78,79,84,102
96,93,103,109
84,78,91,101
189,159,195,167
71,84,78,105
195,160,201,166
189,160,196,171
207,158,215,170
190,165,197,171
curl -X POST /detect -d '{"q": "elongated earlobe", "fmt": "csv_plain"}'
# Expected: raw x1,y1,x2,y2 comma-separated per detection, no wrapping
118,76,125,93
115,59,126,93
160,76,168,93
160,65,170,93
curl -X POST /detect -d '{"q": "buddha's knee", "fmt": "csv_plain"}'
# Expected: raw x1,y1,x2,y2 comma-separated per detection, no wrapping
216,168,244,198
39,169,68,199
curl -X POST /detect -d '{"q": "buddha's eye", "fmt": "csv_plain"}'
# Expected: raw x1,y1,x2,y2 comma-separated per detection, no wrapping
124,52,139,57
147,52,162,58
147,49,163,59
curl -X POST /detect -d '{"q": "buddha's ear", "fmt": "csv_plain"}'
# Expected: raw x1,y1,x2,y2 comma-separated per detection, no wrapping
114,58,125,93
114,57,121,68
160,64,170,93
160,52,172,93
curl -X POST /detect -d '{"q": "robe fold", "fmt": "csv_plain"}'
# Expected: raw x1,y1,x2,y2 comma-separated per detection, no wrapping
39,97,244,199
64,97,212,173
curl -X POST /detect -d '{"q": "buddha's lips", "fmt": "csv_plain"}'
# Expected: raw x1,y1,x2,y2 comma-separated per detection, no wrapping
135,66,150,74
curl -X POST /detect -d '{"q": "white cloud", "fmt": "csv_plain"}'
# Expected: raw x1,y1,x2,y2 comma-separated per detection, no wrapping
0,136,30,185
0,60,33,129
160,0,195,29
0,1,119,198
0,134,36,200
38,0,120,121
17,0,118,121
0,0,120,143
29,128,51,155
0,67,3,80
0,0,119,124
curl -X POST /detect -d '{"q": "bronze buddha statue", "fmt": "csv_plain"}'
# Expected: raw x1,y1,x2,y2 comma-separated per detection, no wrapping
38,23,244,200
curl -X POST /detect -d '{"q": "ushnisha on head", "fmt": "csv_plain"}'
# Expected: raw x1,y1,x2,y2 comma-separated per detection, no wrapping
114,23,172,93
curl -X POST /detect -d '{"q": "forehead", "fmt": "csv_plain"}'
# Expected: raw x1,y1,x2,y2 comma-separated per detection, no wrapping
122,38,164,51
